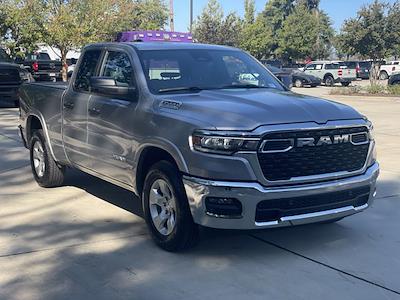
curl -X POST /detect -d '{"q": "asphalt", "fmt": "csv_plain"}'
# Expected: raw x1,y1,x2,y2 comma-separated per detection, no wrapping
0,88,400,300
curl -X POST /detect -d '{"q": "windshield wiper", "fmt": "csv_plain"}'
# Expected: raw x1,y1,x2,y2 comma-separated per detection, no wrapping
158,86,205,93
217,84,271,89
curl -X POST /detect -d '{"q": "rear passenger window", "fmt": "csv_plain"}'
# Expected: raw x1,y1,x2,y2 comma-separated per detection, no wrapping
101,51,133,86
147,59,181,80
74,50,102,92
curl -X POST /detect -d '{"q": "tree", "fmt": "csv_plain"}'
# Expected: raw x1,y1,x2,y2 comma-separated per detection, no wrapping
335,0,399,83
276,4,333,61
244,0,256,24
259,0,294,55
192,0,242,47
1,0,168,81
240,16,273,59
277,5,318,60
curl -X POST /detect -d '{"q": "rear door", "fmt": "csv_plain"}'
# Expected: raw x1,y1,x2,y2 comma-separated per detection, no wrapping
304,63,323,79
63,49,103,168
86,49,138,185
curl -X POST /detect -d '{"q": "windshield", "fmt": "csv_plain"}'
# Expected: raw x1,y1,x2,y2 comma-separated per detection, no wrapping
0,49,12,62
138,49,284,94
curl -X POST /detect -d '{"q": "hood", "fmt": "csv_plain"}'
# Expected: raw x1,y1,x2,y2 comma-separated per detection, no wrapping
158,89,363,131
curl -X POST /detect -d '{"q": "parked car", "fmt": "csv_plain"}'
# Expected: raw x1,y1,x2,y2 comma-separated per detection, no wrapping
304,61,357,86
19,42,378,251
260,59,283,69
264,64,293,89
0,48,33,107
379,61,400,80
16,52,62,82
343,61,371,80
388,72,400,85
286,69,321,87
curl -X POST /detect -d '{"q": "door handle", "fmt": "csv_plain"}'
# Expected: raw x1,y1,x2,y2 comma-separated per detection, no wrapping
88,107,101,116
63,102,74,109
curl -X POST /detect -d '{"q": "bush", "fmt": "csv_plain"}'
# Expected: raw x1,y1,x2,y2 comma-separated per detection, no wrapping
387,84,400,95
329,86,361,95
364,84,386,94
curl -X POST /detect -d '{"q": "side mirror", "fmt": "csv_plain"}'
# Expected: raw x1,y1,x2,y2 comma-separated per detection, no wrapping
90,76,136,99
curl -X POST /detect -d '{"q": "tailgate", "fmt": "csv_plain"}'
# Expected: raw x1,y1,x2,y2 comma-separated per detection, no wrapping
338,68,356,79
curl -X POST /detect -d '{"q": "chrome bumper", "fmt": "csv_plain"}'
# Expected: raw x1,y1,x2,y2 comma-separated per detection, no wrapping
183,163,379,229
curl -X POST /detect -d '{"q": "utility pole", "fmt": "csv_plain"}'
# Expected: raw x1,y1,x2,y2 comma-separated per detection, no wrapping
190,0,193,33
170,0,175,31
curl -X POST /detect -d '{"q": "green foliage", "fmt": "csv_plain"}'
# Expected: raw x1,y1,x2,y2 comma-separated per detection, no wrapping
244,0,256,24
335,0,400,82
0,0,168,80
387,84,400,95
240,16,273,59
260,0,294,54
192,0,242,47
365,83,387,94
131,0,169,30
277,5,333,60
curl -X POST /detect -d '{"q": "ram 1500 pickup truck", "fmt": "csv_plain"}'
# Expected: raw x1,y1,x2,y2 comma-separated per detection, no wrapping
19,42,379,251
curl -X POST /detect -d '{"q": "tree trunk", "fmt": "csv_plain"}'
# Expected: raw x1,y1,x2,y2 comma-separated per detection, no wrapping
370,59,380,85
60,48,68,82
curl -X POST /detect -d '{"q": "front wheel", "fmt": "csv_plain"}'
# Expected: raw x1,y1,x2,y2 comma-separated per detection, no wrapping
142,161,199,251
30,130,65,187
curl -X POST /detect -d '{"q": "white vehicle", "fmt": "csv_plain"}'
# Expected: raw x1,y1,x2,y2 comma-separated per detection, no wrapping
379,61,400,80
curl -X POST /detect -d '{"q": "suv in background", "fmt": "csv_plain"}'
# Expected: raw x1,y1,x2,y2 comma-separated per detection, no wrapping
379,61,400,80
343,61,371,79
16,52,62,82
304,61,357,86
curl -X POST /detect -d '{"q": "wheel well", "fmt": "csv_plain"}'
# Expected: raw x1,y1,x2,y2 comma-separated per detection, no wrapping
380,70,388,75
136,147,179,196
27,116,43,143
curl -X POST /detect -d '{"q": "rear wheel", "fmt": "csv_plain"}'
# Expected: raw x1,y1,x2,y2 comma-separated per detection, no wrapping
143,160,198,251
379,71,388,80
294,79,303,88
324,75,334,87
30,130,65,187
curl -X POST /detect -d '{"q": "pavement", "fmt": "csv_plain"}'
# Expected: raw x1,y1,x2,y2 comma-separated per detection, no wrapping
0,88,400,300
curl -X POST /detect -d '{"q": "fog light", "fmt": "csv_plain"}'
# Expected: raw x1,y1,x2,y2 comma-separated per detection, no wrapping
205,197,242,218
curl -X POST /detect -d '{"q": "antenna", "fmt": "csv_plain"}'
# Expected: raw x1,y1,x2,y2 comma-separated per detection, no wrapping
170,0,174,31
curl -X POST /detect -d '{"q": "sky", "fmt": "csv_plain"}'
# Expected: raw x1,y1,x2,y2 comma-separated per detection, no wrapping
174,0,398,32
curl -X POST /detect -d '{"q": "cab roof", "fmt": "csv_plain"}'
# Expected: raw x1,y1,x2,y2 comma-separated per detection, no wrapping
85,42,237,52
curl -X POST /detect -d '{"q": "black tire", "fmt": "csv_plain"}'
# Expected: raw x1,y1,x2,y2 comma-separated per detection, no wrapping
143,160,199,252
30,129,65,187
294,79,303,88
324,75,335,87
341,82,350,87
379,71,388,80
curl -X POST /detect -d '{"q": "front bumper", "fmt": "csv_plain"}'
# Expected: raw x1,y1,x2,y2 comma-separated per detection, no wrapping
183,162,379,230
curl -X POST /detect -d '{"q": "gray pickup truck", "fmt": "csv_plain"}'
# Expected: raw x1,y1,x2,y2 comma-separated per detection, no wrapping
19,42,379,251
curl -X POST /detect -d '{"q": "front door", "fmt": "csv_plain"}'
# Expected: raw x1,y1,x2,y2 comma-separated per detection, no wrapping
63,49,102,168
86,50,137,185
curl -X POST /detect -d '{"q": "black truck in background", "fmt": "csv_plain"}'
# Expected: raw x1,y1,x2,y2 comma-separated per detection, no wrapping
0,48,33,107
16,52,62,82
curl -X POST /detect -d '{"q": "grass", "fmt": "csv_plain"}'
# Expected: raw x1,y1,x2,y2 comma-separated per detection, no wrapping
329,83,400,96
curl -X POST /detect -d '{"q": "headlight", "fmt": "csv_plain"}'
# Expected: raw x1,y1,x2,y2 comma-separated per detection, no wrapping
191,131,259,155
365,118,377,166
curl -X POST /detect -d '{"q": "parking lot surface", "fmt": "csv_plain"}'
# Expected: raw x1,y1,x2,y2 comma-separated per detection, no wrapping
1,87,400,300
